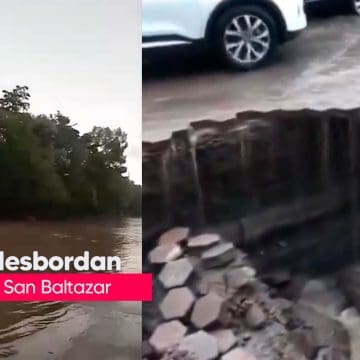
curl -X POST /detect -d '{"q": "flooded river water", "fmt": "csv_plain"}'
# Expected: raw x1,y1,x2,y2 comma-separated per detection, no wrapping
0,218,141,360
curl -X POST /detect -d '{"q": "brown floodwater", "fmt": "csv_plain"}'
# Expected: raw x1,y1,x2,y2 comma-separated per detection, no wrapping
0,218,141,358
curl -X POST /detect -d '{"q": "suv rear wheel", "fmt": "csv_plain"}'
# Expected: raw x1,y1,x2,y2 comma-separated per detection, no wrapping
349,0,360,15
213,5,279,70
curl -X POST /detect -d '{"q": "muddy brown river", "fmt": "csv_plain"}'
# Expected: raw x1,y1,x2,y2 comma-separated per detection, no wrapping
0,218,141,360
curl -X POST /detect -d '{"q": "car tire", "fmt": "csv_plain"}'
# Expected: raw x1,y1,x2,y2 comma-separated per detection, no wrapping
213,5,279,71
349,0,360,15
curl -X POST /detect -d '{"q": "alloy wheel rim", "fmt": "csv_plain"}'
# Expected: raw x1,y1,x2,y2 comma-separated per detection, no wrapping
224,14,271,65
354,0,360,13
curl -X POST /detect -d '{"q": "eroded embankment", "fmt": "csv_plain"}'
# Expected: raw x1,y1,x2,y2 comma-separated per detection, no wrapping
143,108,360,271
143,109,360,360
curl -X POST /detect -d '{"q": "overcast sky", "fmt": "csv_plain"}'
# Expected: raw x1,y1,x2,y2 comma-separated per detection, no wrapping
0,0,141,184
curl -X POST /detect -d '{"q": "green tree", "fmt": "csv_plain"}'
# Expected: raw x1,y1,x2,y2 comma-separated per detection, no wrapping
0,110,68,217
0,87,141,219
0,85,30,112
82,127,129,214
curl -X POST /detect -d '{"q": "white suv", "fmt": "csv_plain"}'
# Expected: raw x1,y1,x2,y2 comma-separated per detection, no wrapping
143,0,307,70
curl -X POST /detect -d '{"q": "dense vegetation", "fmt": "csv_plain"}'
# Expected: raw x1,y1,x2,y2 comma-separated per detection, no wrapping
0,86,141,219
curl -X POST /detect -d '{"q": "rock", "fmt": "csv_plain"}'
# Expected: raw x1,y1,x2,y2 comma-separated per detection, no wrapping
264,269,291,286
266,297,293,325
159,227,190,246
178,331,219,360
340,307,360,323
289,328,317,358
314,346,349,360
204,282,227,298
243,322,288,358
187,234,221,250
159,258,194,289
302,279,327,293
149,320,187,354
245,303,266,330
271,298,293,311
225,267,256,290
291,303,351,359
281,344,308,360
228,249,248,268
210,329,237,354
241,333,252,342
201,242,236,269
298,279,346,318
339,266,360,312
222,347,257,360
280,275,308,302
142,341,153,358
161,346,195,360
196,269,227,297
149,244,183,265
339,307,360,360
191,292,227,329
198,283,227,297
160,287,195,320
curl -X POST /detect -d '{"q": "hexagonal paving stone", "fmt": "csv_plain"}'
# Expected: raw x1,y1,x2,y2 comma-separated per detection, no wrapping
191,292,227,329
158,227,190,246
178,331,219,360
149,320,187,354
245,303,266,329
201,242,236,269
160,287,195,320
210,329,237,354
187,233,221,249
222,348,257,360
159,258,194,289
148,244,183,265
